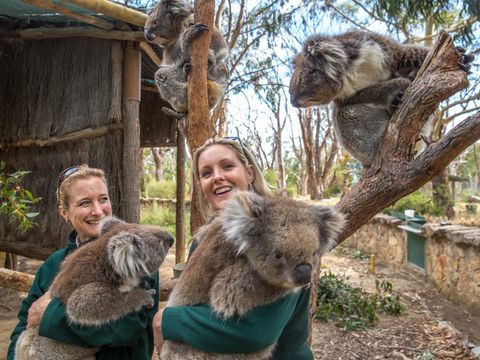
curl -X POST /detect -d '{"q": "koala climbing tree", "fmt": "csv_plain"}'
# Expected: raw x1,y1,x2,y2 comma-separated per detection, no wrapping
332,31,479,244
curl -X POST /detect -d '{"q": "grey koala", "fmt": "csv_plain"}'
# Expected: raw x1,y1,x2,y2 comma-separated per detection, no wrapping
154,23,229,113
145,0,229,113
161,191,345,359
289,30,474,167
14,217,174,360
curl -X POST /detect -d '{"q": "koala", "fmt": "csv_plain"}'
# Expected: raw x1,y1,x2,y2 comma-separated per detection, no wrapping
161,191,345,359
14,217,174,360
289,30,474,167
144,0,229,113
154,28,229,113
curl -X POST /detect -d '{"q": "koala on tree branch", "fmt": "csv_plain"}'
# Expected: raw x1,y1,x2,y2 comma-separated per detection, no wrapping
144,0,229,113
161,192,345,359
289,30,474,167
14,218,173,360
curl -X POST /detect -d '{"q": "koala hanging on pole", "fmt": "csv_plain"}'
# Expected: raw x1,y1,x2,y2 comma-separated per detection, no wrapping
14,217,174,360
289,30,474,167
144,0,230,114
161,191,345,359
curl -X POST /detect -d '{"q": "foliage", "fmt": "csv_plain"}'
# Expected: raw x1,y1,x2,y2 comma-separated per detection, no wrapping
0,161,40,232
385,190,443,216
145,180,179,199
140,202,191,242
316,271,404,331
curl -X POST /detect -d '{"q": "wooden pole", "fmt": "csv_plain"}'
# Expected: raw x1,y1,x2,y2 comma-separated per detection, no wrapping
0,268,34,293
0,241,55,261
122,43,141,223
60,0,148,27
175,131,186,264
1,27,144,41
21,0,115,30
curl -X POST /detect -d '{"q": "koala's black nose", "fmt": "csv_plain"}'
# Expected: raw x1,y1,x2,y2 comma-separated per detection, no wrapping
144,29,155,42
293,263,312,285
165,234,174,248
290,95,299,108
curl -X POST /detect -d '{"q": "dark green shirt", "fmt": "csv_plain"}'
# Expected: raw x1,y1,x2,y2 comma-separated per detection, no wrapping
8,232,159,360
162,239,313,359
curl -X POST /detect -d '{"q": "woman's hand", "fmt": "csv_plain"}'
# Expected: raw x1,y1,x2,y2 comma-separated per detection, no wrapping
27,291,52,328
153,307,165,354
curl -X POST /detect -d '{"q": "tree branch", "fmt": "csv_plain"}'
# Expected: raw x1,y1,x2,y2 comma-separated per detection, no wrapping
335,31,478,242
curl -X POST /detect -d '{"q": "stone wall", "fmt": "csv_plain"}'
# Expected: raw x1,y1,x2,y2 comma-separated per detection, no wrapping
344,215,480,312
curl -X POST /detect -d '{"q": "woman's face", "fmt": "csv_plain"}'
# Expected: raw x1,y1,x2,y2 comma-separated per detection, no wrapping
197,144,254,211
59,176,112,241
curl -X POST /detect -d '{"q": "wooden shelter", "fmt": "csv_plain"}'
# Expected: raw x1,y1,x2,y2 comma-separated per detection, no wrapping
0,0,181,261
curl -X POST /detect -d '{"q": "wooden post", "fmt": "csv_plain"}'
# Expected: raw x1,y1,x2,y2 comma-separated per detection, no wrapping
0,268,34,293
175,131,186,264
122,43,141,223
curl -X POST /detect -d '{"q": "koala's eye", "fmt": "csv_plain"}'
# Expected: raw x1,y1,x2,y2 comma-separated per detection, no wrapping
274,252,283,260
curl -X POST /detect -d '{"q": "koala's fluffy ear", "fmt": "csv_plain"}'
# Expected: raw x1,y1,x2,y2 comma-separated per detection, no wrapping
220,191,266,255
100,216,125,235
312,206,346,253
107,231,149,279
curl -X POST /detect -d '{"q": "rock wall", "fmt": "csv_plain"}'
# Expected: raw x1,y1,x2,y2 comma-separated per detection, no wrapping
344,215,480,312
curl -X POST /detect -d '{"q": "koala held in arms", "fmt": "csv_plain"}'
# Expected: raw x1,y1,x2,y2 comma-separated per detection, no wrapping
161,191,345,360
144,0,229,113
14,217,174,360
289,30,474,167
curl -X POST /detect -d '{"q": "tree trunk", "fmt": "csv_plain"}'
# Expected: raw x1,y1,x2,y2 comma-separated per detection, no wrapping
152,147,165,181
432,170,455,218
188,0,215,234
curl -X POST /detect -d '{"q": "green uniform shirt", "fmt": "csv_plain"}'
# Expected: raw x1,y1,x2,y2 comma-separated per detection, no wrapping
8,231,159,360
162,239,313,359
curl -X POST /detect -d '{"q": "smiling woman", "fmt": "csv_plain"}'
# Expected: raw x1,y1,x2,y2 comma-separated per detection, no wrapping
7,165,159,360
56,166,112,243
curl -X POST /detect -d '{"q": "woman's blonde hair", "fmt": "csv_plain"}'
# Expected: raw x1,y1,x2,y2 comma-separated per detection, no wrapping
56,164,108,209
192,137,270,222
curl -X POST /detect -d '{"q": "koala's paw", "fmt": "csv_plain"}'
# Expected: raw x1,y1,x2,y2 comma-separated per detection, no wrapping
182,61,192,75
456,47,475,74
387,89,405,115
144,289,156,309
190,23,209,36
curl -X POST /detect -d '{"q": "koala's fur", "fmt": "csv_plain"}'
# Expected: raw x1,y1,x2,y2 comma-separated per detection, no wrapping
161,191,345,359
14,217,173,360
144,0,229,113
289,30,430,167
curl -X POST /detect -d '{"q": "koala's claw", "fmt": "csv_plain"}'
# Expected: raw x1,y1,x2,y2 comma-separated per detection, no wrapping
455,46,475,74
191,23,209,34
388,90,405,115
183,62,192,75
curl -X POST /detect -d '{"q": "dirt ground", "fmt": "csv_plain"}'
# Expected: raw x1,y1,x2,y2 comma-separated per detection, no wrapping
1,247,479,360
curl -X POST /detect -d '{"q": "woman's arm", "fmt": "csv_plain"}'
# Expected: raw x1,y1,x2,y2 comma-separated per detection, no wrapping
160,291,301,353
39,273,159,347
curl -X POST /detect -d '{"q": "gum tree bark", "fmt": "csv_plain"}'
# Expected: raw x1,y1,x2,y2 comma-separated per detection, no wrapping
187,0,215,234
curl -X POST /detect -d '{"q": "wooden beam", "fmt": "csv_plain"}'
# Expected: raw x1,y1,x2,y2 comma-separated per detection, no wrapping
0,27,144,41
60,0,148,27
0,241,56,261
0,268,34,293
139,41,162,67
21,0,115,30
0,123,123,149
